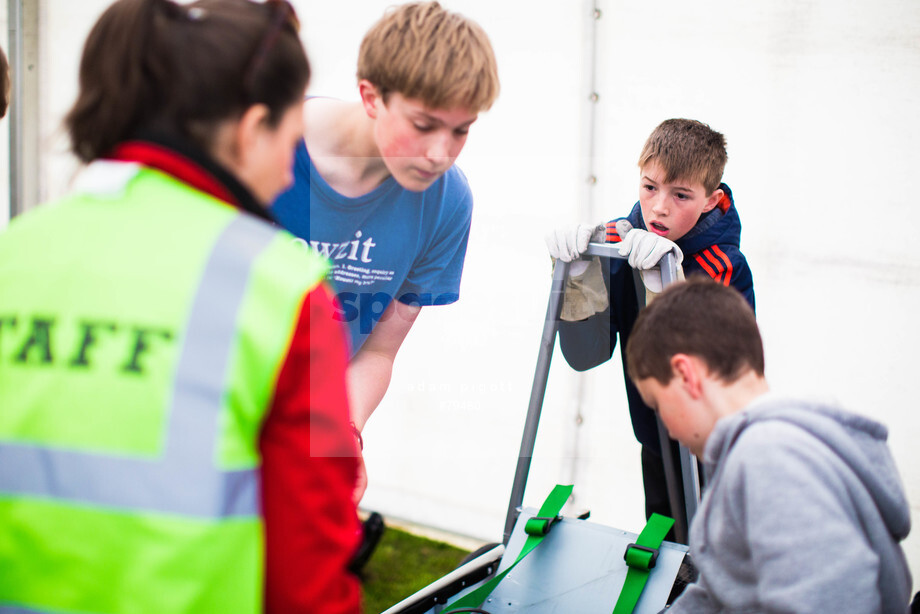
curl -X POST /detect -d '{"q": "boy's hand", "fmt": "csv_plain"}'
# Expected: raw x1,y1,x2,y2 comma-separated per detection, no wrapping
545,223,606,278
617,222,684,294
545,223,606,262
617,225,684,269
353,452,368,505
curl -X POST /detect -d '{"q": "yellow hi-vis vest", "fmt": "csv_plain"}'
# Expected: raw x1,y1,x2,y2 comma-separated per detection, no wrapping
0,162,329,613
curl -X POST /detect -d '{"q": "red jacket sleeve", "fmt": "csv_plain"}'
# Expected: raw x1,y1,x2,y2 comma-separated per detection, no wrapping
260,281,362,613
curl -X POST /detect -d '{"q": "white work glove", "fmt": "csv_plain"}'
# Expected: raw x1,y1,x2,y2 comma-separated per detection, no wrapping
545,222,608,320
545,222,606,276
615,220,684,294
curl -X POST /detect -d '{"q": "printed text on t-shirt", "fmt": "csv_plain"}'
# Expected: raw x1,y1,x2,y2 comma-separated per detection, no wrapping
304,231,376,263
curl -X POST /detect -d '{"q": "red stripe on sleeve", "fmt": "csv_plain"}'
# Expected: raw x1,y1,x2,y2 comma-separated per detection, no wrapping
702,249,725,284
710,245,733,286
694,252,719,281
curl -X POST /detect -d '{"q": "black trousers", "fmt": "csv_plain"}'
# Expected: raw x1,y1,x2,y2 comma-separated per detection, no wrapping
641,440,697,545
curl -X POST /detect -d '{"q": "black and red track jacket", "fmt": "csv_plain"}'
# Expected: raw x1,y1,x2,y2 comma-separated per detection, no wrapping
558,183,755,452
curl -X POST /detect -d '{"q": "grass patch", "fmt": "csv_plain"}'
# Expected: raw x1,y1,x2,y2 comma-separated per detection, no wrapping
360,525,472,613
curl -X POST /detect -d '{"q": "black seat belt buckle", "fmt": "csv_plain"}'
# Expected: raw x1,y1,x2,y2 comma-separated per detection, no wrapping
524,515,561,536
624,542,660,570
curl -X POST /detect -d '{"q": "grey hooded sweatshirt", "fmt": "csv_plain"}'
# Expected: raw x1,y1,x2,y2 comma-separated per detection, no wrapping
667,394,912,613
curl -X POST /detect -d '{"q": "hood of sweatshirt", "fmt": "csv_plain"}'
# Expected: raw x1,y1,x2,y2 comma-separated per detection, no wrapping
704,394,911,541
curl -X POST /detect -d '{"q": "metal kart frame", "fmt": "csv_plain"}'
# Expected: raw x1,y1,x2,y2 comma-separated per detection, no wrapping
503,243,701,545
382,244,701,614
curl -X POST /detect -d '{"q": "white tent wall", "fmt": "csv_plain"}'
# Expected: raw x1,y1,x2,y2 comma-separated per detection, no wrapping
1,0,917,594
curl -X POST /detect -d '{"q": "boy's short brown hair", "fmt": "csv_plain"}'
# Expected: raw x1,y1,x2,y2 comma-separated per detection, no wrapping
357,1,499,112
626,277,763,385
637,118,727,195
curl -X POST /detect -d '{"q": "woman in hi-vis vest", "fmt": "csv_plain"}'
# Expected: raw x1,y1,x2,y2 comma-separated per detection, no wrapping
0,0,361,612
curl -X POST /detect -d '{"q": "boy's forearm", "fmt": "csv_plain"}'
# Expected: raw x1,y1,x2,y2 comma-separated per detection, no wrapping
346,301,421,430
346,351,394,430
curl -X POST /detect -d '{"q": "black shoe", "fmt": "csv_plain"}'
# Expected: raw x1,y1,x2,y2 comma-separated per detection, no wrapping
349,511,386,575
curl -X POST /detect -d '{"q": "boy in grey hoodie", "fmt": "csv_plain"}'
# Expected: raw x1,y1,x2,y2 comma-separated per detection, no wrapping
626,278,912,613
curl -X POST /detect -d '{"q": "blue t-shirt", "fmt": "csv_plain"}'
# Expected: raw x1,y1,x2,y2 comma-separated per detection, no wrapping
271,140,473,354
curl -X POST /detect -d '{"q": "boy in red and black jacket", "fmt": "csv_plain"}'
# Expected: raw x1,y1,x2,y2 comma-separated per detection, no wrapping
545,118,754,537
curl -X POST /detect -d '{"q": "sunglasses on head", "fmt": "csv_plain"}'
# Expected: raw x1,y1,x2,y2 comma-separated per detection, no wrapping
242,0,300,94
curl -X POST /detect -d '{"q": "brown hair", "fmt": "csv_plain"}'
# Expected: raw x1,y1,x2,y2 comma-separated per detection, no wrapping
357,1,499,112
65,0,309,163
626,277,764,385
0,45,9,119
637,118,727,195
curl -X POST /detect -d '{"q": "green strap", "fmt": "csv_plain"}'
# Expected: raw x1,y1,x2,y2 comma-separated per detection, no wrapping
612,513,675,614
442,484,573,613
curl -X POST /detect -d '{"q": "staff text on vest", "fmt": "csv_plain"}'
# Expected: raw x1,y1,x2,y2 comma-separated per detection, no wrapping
0,315,175,374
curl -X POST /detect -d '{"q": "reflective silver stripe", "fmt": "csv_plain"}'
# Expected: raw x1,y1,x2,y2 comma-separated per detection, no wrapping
0,606,43,613
0,214,275,518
